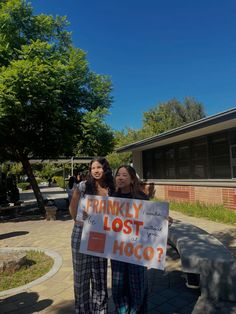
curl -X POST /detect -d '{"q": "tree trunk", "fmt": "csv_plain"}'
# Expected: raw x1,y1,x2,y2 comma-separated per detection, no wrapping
21,158,45,213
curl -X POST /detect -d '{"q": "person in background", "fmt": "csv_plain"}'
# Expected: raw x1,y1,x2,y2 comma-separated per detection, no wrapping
48,177,52,187
111,165,149,314
69,157,115,314
76,172,82,185
67,174,76,204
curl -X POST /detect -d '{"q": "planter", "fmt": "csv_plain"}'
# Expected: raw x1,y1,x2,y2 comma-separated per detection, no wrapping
45,206,57,221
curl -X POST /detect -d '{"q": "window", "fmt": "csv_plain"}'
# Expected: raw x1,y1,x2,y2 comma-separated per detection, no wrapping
192,139,207,178
142,130,233,180
230,145,236,178
165,147,176,178
230,130,236,145
154,150,164,178
143,150,154,179
209,133,231,178
176,145,190,178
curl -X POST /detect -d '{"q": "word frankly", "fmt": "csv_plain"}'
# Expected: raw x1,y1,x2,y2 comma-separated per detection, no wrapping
86,197,142,219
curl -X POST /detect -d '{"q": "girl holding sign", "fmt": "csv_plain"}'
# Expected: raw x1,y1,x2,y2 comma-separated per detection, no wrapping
111,165,149,314
70,157,115,314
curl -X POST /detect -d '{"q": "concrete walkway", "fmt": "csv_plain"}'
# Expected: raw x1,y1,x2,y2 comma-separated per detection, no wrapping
0,187,236,313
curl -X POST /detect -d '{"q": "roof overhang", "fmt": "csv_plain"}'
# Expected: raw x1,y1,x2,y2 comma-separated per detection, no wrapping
29,157,93,164
117,108,236,153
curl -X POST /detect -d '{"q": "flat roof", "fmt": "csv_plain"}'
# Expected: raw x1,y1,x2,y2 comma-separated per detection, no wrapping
29,157,93,164
117,107,236,153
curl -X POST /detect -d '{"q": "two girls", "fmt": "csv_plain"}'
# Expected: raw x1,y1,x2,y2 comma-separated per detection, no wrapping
70,159,149,313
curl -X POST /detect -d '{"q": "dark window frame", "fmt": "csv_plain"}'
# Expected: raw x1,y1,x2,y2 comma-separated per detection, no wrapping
142,128,236,180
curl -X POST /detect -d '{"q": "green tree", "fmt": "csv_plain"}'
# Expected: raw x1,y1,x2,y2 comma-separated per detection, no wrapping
37,163,60,182
107,127,152,169
75,108,114,157
143,97,205,134
4,162,24,182
109,97,205,168
0,0,113,211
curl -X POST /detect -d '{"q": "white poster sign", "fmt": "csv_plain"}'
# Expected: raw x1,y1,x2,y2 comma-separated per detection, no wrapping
79,195,169,270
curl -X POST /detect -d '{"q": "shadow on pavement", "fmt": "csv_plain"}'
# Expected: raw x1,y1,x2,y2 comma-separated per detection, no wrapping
212,228,236,258
147,244,201,314
166,243,180,262
0,209,72,223
46,297,116,314
0,197,72,223
0,292,53,313
0,231,29,240
43,299,74,314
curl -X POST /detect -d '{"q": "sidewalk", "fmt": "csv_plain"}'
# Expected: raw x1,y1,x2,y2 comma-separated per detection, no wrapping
0,187,236,313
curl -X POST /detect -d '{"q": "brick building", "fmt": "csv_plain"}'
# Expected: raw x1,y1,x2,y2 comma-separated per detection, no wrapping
117,108,236,210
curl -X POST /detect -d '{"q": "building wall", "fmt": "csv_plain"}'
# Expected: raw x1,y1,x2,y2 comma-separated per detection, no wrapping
141,183,236,211
132,125,236,211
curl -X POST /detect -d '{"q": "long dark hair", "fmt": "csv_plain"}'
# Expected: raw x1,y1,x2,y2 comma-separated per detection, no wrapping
85,157,115,196
115,165,142,198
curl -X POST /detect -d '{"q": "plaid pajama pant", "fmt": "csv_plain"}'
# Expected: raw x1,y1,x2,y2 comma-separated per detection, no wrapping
111,260,148,314
71,224,108,314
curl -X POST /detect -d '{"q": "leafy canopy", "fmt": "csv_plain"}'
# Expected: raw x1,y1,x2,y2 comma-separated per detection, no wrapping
0,0,113,162
143,97,205,134
108,97,206,168
75,107,114,157
0,0,114,210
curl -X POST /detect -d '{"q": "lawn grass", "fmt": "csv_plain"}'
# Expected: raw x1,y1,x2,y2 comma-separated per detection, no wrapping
168,200,236,225
0,250,54,291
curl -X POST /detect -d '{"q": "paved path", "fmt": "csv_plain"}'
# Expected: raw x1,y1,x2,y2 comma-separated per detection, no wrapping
0,187,236,313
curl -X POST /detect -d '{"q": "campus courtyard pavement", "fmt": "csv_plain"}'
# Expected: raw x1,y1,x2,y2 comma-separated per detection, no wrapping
0,187,236,314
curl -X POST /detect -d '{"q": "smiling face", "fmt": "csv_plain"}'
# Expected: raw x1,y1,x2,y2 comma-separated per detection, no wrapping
115,167,132,193
91,161,104,181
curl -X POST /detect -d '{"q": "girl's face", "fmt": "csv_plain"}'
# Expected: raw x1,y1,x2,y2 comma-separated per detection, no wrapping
91,161,104,180
115,167,132,192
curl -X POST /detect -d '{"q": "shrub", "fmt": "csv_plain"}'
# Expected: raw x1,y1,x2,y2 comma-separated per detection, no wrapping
17,182,30,190
52,176,65,188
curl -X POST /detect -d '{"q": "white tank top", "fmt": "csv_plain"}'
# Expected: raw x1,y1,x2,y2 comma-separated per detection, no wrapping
75,181,86,221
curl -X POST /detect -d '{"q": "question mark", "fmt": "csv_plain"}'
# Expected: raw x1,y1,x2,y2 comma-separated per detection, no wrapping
157,247,163,262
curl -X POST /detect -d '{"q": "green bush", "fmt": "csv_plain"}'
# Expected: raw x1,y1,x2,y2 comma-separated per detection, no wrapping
52,176,65,188
36,178,45,184
169,200,236,225
17,182,30,190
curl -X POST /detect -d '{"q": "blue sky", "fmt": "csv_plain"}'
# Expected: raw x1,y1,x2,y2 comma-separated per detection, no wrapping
31,0,236,131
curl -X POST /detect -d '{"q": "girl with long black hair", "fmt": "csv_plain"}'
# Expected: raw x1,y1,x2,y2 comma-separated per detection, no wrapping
111,165,149,314
70,157,115,314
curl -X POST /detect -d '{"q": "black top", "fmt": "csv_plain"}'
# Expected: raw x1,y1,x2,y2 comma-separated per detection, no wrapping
113,190,149,201
68,176,76,189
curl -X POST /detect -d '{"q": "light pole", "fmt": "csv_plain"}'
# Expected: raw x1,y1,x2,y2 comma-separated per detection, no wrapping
71,157,74,177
